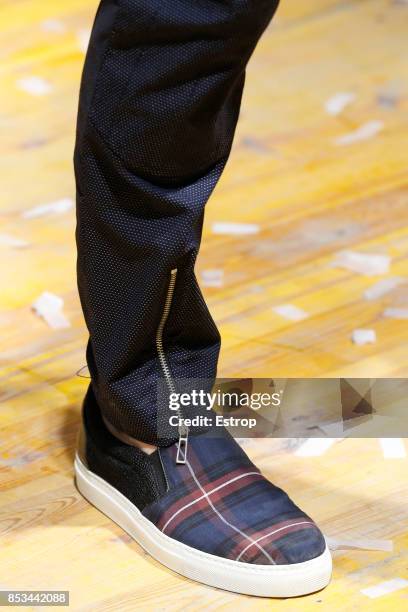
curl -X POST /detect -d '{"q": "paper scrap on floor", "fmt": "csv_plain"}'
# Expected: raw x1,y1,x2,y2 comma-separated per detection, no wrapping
352,329,376,345
364,277,404,300
334,120,384,146
325,92,355,115
0,234,29,248
273,304,309,321
383,307,408,319
212,222,260,235
22,197,73,219
331,250,390,276
17,76,53,96
326,536,393,552
201,269,224,287
32,292,70,330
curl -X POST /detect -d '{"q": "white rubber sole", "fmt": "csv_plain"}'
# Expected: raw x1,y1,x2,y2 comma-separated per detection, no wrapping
74,454,332,597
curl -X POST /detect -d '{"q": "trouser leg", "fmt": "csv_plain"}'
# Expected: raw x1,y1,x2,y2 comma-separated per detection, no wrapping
74,0,279,444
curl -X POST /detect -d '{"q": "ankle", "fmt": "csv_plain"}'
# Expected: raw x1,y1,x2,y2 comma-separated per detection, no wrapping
102,415,157,454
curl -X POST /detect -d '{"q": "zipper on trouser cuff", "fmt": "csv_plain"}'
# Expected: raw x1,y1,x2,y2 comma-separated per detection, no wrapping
156,268,188,464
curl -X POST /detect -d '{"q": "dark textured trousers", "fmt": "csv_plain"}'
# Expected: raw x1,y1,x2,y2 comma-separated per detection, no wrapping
74,0,279,444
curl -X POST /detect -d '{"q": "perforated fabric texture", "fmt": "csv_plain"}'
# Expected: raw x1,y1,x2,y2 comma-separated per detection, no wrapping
82,385,167,510
74,0,279,443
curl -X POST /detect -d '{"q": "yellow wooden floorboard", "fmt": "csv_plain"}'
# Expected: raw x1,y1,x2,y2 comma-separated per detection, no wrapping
1,0,408,610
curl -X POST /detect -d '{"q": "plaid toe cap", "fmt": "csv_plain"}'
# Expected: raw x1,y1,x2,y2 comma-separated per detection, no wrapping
142,439,326,565
236,516,326,565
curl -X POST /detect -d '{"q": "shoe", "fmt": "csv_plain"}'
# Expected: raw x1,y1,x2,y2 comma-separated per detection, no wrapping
74,388,332,597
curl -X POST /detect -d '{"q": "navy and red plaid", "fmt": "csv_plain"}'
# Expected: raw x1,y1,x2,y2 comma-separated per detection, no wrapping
142,432,326,565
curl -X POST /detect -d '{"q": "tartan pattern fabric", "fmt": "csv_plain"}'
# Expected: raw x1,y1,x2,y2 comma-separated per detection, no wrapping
142,432,326,565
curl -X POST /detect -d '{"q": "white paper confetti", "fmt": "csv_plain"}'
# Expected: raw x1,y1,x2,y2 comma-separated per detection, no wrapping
41,19,66,33
351,329,376,345
383,307,408,319
295,438,336,457
326,536,393,552
201,269,224,288
331,250,390,276
361,578,408,599
380,438,406,458
273,304,309,322
0,233,29,248
22,197,73,219
32,292,70,330
77,28,91,53
334,120,384,146
17,76,53,96
325,92,356,116
212,222,260,236
364,277,404,300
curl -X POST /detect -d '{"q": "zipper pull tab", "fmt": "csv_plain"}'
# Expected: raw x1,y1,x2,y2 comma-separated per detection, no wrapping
176,425,189,464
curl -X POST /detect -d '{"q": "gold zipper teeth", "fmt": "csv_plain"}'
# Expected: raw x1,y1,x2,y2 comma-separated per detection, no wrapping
156,268,177,395
156,268,188,463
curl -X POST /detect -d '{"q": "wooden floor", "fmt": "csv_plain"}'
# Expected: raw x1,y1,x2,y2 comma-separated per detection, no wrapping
1,0,408,609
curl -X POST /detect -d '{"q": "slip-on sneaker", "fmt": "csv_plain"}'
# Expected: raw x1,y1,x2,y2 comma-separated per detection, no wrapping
74,388,332,597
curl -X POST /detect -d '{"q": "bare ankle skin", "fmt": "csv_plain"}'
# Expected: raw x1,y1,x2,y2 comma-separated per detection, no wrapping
102,415,158,455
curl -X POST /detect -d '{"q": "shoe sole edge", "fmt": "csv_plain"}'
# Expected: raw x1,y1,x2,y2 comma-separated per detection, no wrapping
74,454,332,597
